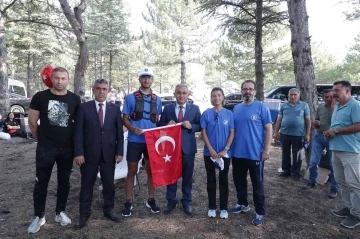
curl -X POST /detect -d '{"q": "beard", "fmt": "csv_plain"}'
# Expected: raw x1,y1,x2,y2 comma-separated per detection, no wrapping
243,94,254,103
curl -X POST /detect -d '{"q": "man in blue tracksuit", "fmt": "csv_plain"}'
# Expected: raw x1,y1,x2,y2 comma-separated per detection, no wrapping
230,80,273,226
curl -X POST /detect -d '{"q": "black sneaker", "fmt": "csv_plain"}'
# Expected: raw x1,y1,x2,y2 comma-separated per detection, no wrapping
332,207,350,218
279,172,291,177
122,202,133,217
292,175,301,181
146,198,160,213
302,182,316,189
340,214,360,229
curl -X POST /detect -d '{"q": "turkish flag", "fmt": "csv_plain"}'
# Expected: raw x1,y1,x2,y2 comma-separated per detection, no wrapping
143,124,182,187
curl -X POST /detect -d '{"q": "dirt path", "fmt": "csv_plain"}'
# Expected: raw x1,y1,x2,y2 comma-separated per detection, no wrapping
0,138,357,238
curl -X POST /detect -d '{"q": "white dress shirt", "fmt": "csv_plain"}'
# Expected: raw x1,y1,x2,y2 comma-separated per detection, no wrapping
95,100,106,124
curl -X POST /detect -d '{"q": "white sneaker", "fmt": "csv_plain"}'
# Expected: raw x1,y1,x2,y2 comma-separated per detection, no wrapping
55,212,71,226
27,216,46,234
220,210,229,219
207,209,216,218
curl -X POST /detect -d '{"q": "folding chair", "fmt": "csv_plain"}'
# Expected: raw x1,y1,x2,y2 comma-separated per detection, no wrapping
97,132,142,202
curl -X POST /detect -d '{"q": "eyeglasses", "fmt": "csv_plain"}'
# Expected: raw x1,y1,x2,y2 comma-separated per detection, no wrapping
242,88,255,92
140,76,153,80
214,113,219,122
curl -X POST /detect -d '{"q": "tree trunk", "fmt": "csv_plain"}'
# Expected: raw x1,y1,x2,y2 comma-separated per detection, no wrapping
180,40,186,84
287,0,317,166
109,50,113,89
0,11,9,116
59,0,88,97
100,50,103,78
254,0,264,101
27,53,35,97
126,57,130,94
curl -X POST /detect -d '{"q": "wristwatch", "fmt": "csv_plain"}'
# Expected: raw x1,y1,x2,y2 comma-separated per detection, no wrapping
334,128,339,135
263,151,270,155
224,146,230,150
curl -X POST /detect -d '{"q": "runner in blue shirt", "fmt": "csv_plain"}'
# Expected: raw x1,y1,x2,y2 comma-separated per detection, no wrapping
201,87,234,219
121,67,162,216
230,80,273,226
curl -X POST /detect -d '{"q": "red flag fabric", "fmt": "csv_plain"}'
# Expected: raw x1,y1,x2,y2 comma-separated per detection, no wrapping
144,124,182,187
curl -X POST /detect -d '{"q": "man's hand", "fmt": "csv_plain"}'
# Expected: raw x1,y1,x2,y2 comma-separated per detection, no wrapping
182,120,192,129
132,127,143,135
312,120,320,129
168,120,176,125
304,134,310,142
275,131,280,140
115,155,123,164
323,129,336,141
74,156,85,166
261,152,270,162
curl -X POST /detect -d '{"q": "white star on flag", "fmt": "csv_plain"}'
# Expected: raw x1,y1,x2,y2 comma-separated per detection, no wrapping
163,154,171,162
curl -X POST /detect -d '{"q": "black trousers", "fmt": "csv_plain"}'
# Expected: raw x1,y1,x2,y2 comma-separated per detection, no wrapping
33,147,73,218
280,134,303,176
79,156,115,217
204,156,230,210
232,158,265,215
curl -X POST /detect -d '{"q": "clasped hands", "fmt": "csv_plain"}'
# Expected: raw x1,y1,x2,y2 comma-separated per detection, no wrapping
209,149,228,159
323,129,336,141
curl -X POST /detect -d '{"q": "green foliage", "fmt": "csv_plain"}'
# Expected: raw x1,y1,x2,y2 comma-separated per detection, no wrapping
141,0,212,88
344,0,360,21
341,32,360,83
85,0,131,91
6,0,76,91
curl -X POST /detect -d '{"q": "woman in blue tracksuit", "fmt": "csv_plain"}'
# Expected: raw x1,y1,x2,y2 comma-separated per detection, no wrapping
200,87,234,219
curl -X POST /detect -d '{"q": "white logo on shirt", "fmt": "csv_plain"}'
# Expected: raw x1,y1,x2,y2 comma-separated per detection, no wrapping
251,114,258,120
223,120,228,125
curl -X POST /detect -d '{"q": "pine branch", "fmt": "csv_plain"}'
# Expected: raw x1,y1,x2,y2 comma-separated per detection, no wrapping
6,18,99,35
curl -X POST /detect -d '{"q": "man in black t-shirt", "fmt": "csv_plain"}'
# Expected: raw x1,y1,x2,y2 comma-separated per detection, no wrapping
27,67,81,234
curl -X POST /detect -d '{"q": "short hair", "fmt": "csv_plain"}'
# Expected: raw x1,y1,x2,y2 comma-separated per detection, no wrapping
334,80,352,91
175,83,189,91
52,67,69,78
241,80,256,90
289,88,300,94
323,89,332,94
210,87,225,106
92,78,109,88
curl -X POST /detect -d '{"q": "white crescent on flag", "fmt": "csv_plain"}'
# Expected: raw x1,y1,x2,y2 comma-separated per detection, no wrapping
155,136,176,154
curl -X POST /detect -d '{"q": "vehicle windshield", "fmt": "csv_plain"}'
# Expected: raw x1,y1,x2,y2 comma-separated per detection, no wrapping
12,86,26,97
264,87,278,98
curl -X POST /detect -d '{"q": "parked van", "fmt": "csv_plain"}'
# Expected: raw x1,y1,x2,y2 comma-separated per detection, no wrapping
8,79,31,115
8,78,27,97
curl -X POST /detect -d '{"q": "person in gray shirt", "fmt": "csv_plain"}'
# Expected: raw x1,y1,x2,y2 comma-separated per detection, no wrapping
274,88,311,181
302,89,339,198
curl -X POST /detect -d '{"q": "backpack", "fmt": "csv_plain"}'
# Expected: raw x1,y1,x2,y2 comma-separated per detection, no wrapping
130,90,158,123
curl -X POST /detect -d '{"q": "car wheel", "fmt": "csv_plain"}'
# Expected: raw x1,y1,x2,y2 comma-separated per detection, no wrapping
10,105,25,114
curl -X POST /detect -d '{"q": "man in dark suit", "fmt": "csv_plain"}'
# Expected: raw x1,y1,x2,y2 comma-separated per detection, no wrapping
159,84,201,215
73,78,124,228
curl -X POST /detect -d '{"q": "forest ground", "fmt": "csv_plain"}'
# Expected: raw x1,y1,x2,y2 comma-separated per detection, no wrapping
0,137,359,239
